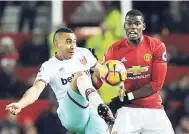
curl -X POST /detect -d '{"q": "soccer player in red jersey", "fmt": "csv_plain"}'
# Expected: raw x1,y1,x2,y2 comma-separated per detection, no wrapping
97,10,174,134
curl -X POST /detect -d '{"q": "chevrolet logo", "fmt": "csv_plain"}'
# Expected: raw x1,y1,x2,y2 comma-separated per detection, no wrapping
127,66,149,75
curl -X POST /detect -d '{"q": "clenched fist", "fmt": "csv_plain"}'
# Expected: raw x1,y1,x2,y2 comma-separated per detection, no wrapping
5,102,22,115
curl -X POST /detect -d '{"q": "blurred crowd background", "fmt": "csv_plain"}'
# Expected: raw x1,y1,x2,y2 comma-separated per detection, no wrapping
0,1,189,134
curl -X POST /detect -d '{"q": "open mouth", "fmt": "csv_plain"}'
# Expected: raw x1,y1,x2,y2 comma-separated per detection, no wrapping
69,51,74,55
129,31,137,38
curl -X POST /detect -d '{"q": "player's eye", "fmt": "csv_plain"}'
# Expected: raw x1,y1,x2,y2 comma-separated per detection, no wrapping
125,22,132,27
135,22,141,26
66,40,72,44
126,22,132,26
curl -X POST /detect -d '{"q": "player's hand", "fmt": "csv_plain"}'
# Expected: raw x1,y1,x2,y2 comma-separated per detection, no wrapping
118,82,125,102
88,48,98,61
5,102,22,115
118,82,131,105
108,86,131,115
97,103,115,127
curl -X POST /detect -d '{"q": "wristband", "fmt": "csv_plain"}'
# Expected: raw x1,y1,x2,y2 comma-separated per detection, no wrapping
127,92,134,100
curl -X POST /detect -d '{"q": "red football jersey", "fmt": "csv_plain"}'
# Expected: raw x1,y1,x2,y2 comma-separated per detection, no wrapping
103,35,167,109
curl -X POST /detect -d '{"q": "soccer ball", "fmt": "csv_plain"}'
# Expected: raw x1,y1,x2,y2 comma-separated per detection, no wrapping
100,60,127,86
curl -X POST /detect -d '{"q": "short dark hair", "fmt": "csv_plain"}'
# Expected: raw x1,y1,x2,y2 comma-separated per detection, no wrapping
53,27,74,42
126,9,144,21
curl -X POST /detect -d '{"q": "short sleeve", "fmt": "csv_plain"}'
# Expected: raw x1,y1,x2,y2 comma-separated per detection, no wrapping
86,49,97,68
102,46,114,64
153,42,167,63
35,63,52,85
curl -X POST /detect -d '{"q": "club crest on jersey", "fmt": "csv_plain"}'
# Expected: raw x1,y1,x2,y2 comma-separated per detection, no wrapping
80,56,87,65
144,53,152,62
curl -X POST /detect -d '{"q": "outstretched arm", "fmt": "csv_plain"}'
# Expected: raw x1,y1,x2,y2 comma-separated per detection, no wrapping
17,81,46,108
6,81,46,115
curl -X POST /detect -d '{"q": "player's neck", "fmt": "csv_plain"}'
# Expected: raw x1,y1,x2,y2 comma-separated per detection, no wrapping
55,52,72,60
55,54,64,61
55,53,69,61
128,36,143,47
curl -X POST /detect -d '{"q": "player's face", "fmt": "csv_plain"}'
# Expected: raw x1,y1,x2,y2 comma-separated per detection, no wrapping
124,16,145,41
56,33,76,59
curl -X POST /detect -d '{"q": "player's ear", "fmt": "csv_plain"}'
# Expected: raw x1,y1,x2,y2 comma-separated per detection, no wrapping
123,22,126,30
54,40,59,48
143,23,146,31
